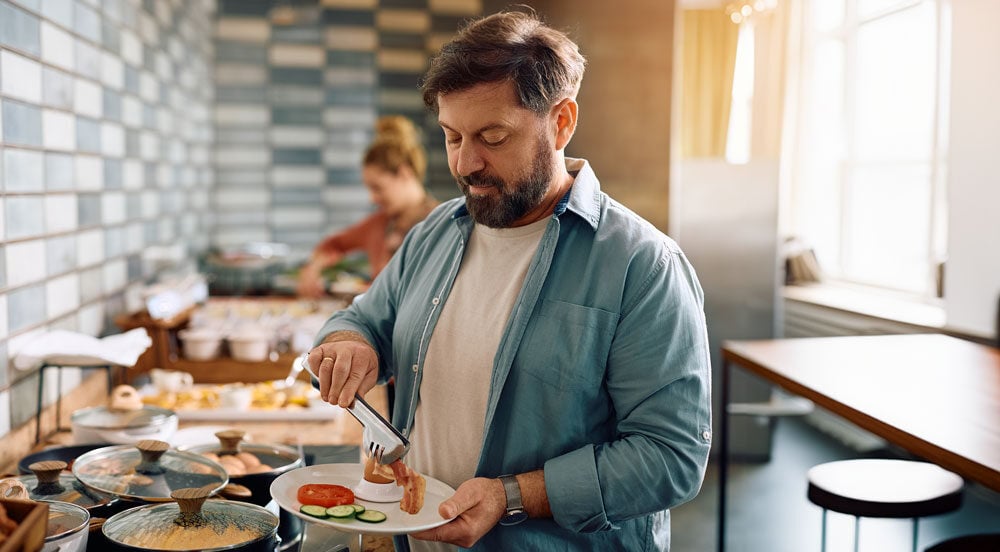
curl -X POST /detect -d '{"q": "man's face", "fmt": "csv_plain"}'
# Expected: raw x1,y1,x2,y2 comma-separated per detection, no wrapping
437,81,556,228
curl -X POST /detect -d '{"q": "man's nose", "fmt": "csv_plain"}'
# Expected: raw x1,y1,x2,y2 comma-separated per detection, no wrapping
455,142,485,177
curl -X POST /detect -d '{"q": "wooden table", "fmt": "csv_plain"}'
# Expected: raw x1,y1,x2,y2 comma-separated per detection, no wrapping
717,334,1000,552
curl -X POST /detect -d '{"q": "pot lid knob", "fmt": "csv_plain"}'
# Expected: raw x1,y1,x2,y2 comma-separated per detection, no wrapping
214,429,246,455
29,460,67,483
171,487,211,515
135,439,170,475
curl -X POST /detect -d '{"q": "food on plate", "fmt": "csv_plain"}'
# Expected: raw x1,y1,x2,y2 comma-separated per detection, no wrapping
142,380,318,411
363,455,395,484
297,484,355,508
389,460,426,515
299,503,385,523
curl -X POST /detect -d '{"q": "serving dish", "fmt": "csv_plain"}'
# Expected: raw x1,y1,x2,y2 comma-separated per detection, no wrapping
269,463,455,536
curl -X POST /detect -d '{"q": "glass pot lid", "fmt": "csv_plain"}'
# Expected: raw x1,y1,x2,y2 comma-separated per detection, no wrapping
43,500,90,541
184,430,302,476
72,440,227,502
16,460,115,509
103,487,277,551
71,404,175,430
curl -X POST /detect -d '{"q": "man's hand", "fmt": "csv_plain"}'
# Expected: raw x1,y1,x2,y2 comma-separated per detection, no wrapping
409,477,506,548
308,337,379,408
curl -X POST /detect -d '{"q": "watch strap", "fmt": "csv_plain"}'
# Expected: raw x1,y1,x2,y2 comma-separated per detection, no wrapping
499,474,523,511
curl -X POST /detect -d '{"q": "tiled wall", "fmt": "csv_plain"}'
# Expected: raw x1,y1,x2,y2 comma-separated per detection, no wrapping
0,0,215,434
212,0,480,255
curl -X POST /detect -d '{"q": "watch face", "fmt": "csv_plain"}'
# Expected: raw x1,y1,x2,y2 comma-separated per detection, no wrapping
500,510,528,526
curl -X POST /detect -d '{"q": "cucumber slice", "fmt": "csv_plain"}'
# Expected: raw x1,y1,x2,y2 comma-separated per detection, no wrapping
300,504,329,518
356,509,387,523
350,504,366,514
326,505,356,519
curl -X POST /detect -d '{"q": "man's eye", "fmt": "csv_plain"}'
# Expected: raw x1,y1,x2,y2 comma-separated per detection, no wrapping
445,135,461,145
482,135,507,147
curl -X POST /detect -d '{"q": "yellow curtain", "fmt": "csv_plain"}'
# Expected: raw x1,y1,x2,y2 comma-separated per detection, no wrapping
752,0,793,158
680,9,739,159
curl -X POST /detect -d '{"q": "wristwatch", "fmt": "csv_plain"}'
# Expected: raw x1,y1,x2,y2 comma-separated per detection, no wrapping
498,474,528,526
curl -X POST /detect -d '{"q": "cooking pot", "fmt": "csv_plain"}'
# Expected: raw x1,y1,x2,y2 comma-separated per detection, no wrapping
8,461,118,517
102,487,279,552
72,440,228,503
40,500,90,552
71,401,177,445
182,430,303,551
18,444,110,475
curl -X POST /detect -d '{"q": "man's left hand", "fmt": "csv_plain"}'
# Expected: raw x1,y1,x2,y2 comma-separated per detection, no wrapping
409,477,507,548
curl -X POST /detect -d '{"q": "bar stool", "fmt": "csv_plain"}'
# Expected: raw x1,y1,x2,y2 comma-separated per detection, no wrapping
807,459,964,552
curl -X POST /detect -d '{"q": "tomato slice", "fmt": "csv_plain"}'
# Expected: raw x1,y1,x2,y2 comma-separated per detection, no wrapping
297,484,355,508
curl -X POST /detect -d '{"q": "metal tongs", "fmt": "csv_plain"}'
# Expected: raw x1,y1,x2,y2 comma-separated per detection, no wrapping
297,353,410,465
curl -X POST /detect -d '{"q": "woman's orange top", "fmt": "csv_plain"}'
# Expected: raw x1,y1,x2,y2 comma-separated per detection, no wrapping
313,196,438,280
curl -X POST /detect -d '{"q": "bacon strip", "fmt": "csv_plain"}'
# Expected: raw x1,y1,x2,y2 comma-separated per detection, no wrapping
389,459,426,515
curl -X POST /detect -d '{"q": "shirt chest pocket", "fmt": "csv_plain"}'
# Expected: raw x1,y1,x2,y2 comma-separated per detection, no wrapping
515,299,619,390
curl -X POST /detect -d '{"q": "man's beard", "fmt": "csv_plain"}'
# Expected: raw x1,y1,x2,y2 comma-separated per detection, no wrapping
456,141,553,228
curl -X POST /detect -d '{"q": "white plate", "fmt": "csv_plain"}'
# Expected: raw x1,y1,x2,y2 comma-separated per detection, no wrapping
269,463,456,536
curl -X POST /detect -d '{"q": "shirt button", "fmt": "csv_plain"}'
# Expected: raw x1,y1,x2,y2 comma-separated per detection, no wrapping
702,430,712,441
432,297,440,305
412,364,418,373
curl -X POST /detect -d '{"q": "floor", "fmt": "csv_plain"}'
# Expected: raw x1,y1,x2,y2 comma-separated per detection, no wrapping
671,417,1000,552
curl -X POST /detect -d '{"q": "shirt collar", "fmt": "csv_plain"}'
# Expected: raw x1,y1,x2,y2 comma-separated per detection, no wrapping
451,157,601,231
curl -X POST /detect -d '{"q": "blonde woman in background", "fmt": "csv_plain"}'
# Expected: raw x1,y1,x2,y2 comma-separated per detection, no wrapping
297,116,439,298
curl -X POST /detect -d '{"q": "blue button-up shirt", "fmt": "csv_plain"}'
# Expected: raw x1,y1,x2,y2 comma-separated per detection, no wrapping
316,158,712,551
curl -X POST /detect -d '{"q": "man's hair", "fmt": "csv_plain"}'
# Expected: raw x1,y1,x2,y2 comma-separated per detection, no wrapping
420,9,586,115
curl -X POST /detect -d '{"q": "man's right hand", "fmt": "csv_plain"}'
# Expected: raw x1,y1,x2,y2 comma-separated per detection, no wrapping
308,338,380,408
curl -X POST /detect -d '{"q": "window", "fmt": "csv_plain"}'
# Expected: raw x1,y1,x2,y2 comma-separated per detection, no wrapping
786,0,949,298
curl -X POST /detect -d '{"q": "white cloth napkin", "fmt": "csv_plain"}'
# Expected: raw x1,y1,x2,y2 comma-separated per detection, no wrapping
13,328,152,371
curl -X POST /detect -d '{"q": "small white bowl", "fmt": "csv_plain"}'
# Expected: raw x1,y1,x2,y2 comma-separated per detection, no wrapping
353,478,402,503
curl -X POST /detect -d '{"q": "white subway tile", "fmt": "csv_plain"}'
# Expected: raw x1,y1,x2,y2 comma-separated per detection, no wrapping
0,295,7,340
139,71,158,103
320,0,376,7
74,38,101,80
120,29,142,66
122,95,142,127
102,192,126,224
100,52,124,90
76,229,104,267
122,159,143,190
0,391,10,437
73,78,102,118
214,146,271,167
40,21,75,70
429,0,481,14
1,50,43,103
101,122,125,157
214,63,268,86
6,241,48,287
141,190,159,218
44,194,78,233
75,154,104,191
214,104,269,126
324,27,378,51
377,49,427,72
215,188,269,209
271,126,325,147
269,44,325,67
215,18,270,42
376,9,431,33
77,303,105,338
273,207,325,227
46,273,80,318
140,131,159,162
102,259,127,293
42,109,76,151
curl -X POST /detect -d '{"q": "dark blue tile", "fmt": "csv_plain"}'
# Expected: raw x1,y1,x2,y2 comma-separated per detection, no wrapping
75,116,101,153
102,20,120,52
11,374,41,427
379,71,421,88
3,149,44,192
46,234,77,275
218,0,269,15
126,191,141,218
126,253,142,280
326,50,375,69
0,1,41,56
379,31,424,49
271,106,323,126
73,1,101,43
124,65,139,94
431,13,466,33
269,67,322,86
273,24,321,44
1,100,43,147
104,226,124,257
103,89,122,122
322,8,374,26
142,104,156,129
217,86,268,103
326,168,361,186
216,40,267,63
143,162,156,187
5,196,44,239
42,66,74,109
379,0,426,7
41,0,74,29
143,220,158,244
125,129,140,157
273,188,323,205
45,152,74,191
104,158,122,189
273,148,321,165
77,193,101,227
325,87,375,106
142,43,156,71
8,284,46,333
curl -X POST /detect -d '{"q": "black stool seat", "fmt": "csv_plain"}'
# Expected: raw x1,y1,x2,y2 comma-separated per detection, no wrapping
808,459,964,552
925,533,1000,551
808,459,964,518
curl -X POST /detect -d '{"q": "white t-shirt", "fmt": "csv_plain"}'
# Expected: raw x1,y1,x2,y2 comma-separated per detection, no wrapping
407,217,549,552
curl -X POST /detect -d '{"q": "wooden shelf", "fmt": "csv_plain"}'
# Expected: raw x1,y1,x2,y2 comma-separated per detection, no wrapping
172,352,307,384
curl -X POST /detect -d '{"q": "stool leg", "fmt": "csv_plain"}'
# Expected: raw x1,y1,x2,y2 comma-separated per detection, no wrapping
34,367,45,443
911,518,919,552
820,509,827,552
853,516,860,552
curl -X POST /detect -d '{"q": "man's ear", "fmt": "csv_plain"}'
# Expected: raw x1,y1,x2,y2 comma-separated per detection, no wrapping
552,97,578,150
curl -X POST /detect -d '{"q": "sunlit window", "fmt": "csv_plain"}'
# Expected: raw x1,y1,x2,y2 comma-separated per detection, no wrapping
787,0,949,297
725,23,755,165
